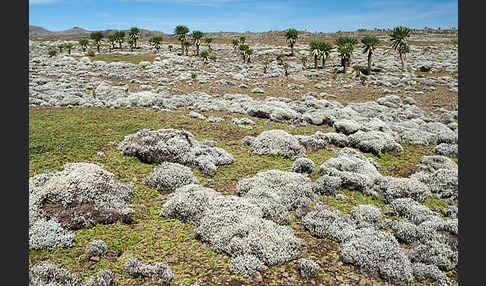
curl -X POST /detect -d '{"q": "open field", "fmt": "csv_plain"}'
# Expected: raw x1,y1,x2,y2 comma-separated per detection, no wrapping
29,28,458,286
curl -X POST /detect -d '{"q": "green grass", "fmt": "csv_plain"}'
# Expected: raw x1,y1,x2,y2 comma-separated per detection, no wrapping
29,106,457,285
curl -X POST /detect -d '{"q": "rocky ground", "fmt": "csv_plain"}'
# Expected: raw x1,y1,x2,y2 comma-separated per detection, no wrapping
29,29,458,286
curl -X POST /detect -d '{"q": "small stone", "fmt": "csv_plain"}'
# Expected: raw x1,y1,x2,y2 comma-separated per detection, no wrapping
90,256,100,262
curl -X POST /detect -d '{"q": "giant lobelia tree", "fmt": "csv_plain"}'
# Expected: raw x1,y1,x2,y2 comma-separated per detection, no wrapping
108,33,117,52
90,31,103,53
149,36,162,52
191,30,204,56
309,40,320,69
336,36,358,66
128,27,140,49
79,38,89,52
361,35,380,74
285,28,298,56
175,25,190,55
318,41,332,68
115,31,125,49
390,26,411,71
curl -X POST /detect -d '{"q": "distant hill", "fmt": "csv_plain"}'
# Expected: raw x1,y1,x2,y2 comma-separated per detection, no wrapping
29,25,458,44
29,25,56,38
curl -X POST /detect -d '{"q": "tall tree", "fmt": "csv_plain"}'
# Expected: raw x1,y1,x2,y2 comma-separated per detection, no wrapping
175,25,190,55
239,44,249,62
309,40,320,69
191,30,203,56
335,36,357,66
232,39,239,51
128,38,136,52
115,31,125,49
78,39,89,52
128,27,140,49
318,41,332,68
108,33,117,52
337,42,353,74
184,40,192,56
390,26,411,71
149,36,162,52
246,48,253,63
90,31,103,53
285,28,298,56
361,35,380,74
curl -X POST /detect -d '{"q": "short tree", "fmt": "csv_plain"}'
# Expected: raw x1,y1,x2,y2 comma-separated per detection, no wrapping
175,25,190,55
390,26,411,71
90,31,103,53
128,27,140,49
168,44,173,52
209,55,217,62
309,40,320,69
285,28,298,56
200,50,209,62
361,35,379,74
263,60,269,73
283,63,289,76
64,43,73,55
48,49,57,57
205,37,213,51
79,39,89,52
276,53,284,65
191,30,203,56
239,36,246,44
353,65,362,77
301,55,307,69
149,36,162,52
57,43,63,53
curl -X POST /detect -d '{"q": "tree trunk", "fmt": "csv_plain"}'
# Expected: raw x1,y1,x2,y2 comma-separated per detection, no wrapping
290,44,294,56
208,45,211,52
343,60,347,74
247,55,251,63
367,51,372,75
181,41,184,55
97,45,100,53
119,42,122,49
322,57,326,68
68,49,71,55
314,55,318,69
400,53,406,71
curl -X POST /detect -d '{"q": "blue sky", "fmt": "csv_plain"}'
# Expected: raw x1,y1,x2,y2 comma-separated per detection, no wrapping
29,0,458,33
